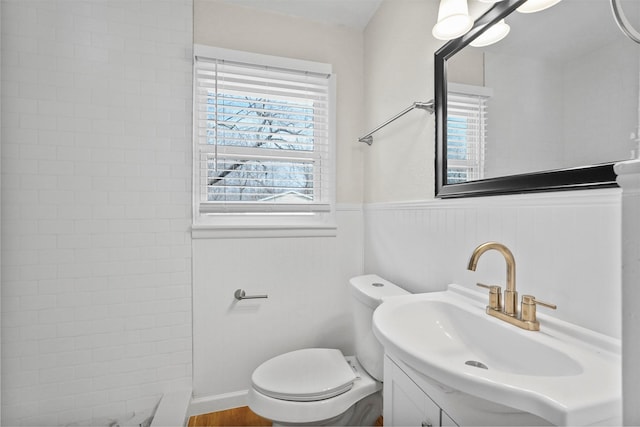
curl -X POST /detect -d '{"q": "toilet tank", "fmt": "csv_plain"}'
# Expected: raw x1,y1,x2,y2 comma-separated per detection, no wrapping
349,274,409,381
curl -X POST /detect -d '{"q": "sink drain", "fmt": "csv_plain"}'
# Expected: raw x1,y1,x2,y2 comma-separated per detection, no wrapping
465,360,488,370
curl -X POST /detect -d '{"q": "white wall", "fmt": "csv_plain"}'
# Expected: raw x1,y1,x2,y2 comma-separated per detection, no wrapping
616,160,640,425
363,0,622,338
194,0,365,204
1,1,3,421
1,1,193,425
190,0,366,410
191,208,363,409
363,0,443,202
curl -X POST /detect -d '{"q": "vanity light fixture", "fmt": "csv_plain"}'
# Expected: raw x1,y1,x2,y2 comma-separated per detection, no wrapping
516,0,562,14
433,0,562,45
432,0,474,40
470,19,510,47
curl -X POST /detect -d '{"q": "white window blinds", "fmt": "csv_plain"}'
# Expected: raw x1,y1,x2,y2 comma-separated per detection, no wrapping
194,49,334,215
447,91,489,184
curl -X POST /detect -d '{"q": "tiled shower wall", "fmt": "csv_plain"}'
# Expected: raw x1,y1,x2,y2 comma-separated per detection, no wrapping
1,1,193,425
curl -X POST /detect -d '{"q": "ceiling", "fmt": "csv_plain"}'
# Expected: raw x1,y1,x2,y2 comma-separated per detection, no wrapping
217,0,640,55
220,0,383,30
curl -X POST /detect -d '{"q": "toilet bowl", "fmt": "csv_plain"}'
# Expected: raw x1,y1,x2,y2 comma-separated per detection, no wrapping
247,275,409,426
248,349,381,426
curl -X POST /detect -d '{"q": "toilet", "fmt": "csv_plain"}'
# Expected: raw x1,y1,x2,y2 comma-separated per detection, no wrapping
247,274,409,426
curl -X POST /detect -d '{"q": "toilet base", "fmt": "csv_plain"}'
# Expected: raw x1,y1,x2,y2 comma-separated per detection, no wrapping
271,391,382,427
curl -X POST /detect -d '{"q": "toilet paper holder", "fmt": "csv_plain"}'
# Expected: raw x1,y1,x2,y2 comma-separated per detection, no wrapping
234,289,269,300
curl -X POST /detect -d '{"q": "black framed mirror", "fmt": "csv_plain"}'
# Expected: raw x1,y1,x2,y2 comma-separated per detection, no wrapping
435,0,621,198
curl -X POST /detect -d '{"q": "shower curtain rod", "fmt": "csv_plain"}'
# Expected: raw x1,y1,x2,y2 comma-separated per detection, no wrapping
358,100,435,145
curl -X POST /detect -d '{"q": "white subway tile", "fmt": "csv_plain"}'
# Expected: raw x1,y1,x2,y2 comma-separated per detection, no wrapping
57,263,94,279
38,337,76,355
91,346,126,363
119,260,155,276
39,279,75,295
73,15,108,35
56,320,93,338
2,310,39,327
2,249,39,266
107,246,141,261
24,354,58,372
90,402,129,421
1,281,39,297
37,219,75,235
39,366,76,385
3,370,40,389
37,160,75,176
38,129,75,146
56,205,92,220
2,0,194,423
155,312,189,327
37,189,76,205
3,97,38,114
37,395,76,417
72,390,110,410
19,81,58,101
156,365,188,381
13,264,58,282
108,386,141,403
123,315,156,331
57,409,94,427
21,413,58,427
155,338,191,355
38,308,76,324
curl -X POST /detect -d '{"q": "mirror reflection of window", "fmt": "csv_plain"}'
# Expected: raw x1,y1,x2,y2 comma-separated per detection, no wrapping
447,84,492,184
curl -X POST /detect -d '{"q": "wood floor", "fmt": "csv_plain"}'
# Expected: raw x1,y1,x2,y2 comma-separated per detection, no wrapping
187,406,383,426
188,407,272,426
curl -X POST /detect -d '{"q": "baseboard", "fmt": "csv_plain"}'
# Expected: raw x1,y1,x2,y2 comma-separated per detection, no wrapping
188,390,249,417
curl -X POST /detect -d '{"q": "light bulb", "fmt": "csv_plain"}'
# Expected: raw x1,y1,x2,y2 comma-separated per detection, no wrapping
432,0,474,40
470,19,510,47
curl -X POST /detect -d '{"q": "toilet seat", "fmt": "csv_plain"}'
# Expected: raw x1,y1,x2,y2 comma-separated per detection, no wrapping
248,354,381,424
251,348,356,402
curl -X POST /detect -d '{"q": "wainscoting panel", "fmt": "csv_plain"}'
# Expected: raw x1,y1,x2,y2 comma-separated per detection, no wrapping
364,189,622,338
191,206,364,409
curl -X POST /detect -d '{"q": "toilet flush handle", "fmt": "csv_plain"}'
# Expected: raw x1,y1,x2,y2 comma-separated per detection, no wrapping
234,289,269,300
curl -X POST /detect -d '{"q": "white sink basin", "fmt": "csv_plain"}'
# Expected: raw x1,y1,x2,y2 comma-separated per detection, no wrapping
373,285,621,425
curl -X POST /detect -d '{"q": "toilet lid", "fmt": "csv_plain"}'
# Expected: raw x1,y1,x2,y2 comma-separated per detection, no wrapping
251,348,356,402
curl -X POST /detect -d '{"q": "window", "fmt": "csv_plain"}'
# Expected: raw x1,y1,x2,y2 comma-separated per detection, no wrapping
447,84,491,184
193,45,336,234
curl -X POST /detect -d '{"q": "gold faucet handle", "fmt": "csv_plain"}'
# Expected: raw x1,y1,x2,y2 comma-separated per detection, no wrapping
476,283,502,311
521,295,557,323
522,295,557,309
476,282,501,291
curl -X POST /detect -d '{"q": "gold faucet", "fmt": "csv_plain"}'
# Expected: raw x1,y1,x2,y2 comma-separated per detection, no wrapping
467,241,556,331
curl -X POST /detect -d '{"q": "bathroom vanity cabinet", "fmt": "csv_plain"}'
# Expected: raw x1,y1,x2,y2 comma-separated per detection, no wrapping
383,355,458,427
383,355,552,426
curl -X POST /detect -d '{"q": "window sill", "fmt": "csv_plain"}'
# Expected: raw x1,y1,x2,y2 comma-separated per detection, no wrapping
191,224,338,239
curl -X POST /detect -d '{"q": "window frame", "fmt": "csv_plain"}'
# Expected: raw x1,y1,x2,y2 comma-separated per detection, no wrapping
192,45,337,238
